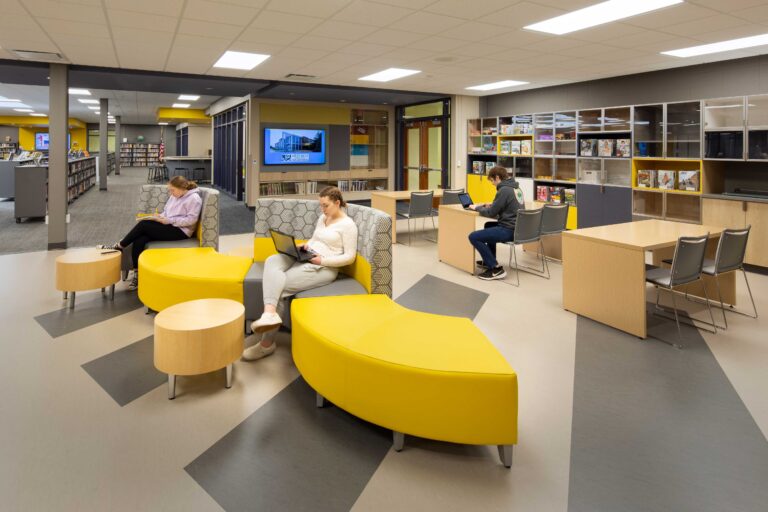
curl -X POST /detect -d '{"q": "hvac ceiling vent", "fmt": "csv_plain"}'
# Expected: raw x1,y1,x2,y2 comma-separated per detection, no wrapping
11,49,69,63
284,73,317,81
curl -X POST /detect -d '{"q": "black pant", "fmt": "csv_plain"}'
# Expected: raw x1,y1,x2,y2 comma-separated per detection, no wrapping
120,221,188,268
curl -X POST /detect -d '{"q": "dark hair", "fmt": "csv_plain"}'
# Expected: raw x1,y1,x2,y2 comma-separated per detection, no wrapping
169,175,198,190
487,166,509,181
319,186,346,207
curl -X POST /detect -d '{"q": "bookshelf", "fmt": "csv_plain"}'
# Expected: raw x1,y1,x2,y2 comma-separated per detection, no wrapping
351,109,388,170
632,158,703,223
1,142,17,160
120,143,161,167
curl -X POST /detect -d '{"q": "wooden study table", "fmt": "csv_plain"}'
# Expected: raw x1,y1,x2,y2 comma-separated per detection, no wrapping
438,204,480,273
371,190,443,244
562,219,733,339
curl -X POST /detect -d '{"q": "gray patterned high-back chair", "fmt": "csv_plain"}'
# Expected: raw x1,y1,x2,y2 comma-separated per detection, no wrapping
243,198,393,327
121,184,220,276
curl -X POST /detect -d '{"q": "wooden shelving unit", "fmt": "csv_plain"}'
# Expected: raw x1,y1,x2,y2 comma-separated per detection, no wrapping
120,143,161,167
1,142,17,160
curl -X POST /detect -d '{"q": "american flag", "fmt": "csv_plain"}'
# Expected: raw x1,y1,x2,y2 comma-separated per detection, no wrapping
159,138,165,161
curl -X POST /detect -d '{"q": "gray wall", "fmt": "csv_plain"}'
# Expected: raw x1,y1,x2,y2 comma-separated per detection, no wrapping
0,126,18,144
482,54,768,116
88,123,176,155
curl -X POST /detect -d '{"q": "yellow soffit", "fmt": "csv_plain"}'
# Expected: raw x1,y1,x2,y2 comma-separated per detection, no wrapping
0,117,87,128
156,108,210,125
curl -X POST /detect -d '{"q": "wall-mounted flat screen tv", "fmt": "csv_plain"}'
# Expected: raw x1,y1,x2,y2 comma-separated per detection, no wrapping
34,132,70,151
264,128,326,166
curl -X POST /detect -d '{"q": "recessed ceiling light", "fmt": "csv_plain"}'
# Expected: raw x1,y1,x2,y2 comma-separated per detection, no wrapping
68,88,91,95
178,94,199,101
525,0,683,35
172,103,190,108
30,113,46,117
14,108,34,112
359,68,420,82
78,99,99,104
0,96,21,102
466,80,529,91
213,50,270,70
662,32,768,58
158,122,169,125
88,106,98,110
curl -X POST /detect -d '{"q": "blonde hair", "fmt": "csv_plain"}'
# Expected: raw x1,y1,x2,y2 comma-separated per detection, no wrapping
319,186,346,207
169,175,198,190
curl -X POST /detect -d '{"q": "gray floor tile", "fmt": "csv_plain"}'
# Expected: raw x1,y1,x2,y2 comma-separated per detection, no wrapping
34,290,143,338
568,312,768,512
81,336,166,407
185,377,392,512
395,274,488,319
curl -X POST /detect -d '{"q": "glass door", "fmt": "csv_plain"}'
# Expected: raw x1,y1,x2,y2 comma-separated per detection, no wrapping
403,119,443,190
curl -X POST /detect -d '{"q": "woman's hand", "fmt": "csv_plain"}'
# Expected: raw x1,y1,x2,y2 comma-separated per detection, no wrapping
309,255,322,265
151,216,170,224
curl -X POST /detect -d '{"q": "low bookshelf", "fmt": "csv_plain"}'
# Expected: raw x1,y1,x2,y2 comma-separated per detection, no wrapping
258,169,388,200
632,158,703,223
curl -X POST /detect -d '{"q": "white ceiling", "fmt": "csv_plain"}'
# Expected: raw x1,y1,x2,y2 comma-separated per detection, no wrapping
0,83,223,124
1,1,768,97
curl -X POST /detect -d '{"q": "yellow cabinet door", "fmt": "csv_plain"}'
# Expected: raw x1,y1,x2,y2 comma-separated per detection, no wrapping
745,201,768,267
466,174,497,204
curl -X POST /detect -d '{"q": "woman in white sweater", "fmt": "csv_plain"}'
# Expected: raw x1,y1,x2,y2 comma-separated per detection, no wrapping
243,186,358,361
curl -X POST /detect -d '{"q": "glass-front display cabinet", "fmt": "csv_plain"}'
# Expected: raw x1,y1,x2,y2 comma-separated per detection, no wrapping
633,104,664,157
666,101,701,159
747,94,768,160
703,97,744,159
555,111,576,156
534,112,554,156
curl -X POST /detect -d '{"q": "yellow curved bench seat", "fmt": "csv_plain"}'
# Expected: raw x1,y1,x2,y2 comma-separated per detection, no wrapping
291,294,518,451
138,247,253,312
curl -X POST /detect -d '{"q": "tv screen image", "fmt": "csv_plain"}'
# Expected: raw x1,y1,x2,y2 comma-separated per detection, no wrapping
264,128,325,166
35,132,49,151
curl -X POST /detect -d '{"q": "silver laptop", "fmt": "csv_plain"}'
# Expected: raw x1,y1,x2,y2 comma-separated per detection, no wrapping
269,229,317,262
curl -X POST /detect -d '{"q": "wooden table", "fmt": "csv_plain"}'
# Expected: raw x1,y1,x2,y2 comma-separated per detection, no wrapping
438,205,480,273
371,190,444,244
55,248,121,309
562,219,733,338
154,298,245,399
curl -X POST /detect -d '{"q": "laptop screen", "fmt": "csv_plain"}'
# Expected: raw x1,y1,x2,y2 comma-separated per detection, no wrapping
270,230,299,258
458,193,473,208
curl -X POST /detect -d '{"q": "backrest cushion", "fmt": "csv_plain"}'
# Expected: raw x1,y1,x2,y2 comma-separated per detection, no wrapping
137,184,219,250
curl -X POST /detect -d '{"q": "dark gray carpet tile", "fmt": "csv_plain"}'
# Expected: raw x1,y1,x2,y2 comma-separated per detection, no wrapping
185,377,392,512
395,274,489,319
81,336,166,407
34,290,143,338
568,312,768,512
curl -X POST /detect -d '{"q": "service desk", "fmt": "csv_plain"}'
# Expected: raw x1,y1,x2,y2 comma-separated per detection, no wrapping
562,219,733,338
371,190,443,244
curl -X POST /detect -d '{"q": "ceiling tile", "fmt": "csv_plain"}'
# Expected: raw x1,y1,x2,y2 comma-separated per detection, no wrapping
691,0,766,12
0,0,26,14
237,27,301,45
173,33,232,52
291,35,350,52
184,0,261,26
332,0,413,27
103,0,185,17
451,41,501,57
0,37,59,53
224,41,285,55
521,36,587,53
407,36,465,52
263,0,350,18
732,4,768,23
361,28,426,47
379,47,434,62
245,56,314,79
477,2,564,29
36,18,111,38
336,42,396,56
111,27,175,47
423,0,518,21
50,33,112,48
250,10,324,34
392,11,465,35
22,0,107,23
310,20,379,41
601,29,677,49
623,3,719,30
106,9,177,31
178,19,243,39
692,24,768,44
491,29,551,49
365,0,435,8
654,15,749,38
278,46,330,61
440,21,512,42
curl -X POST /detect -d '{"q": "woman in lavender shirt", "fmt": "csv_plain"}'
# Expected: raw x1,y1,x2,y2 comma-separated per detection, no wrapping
101,175,202,290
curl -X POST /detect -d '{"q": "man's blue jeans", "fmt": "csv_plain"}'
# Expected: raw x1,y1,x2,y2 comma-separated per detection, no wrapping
468,221,515,269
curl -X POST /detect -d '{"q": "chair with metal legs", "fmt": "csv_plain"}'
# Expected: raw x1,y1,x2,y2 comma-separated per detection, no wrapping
540,203,569,262
665,226,758,330
396,191,436,245
646,234,717,348
440,188,465,205
503,209,547,286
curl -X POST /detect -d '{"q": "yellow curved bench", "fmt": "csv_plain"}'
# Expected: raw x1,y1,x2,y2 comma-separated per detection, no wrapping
291,294,518,467
138,248,253,312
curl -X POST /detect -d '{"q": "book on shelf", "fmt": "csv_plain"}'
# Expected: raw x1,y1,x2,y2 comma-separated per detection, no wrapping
485,161,495,173
520,140,532,155
597,139,614,157
549,186,564,204
515,124,532,135
537,134,553,141
580,139,596,156
510,141,521,154
636,170,657,188
657,170,676,190
472,161,484,174
616,139,631,157
563,188,575,205
482,140,496,153
677,170,700,192
536,185,549,202
500,141,511,154
500,124,514,135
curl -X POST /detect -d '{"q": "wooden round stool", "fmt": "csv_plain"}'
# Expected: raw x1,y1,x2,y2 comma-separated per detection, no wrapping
154,298,245,399
55,248,121,309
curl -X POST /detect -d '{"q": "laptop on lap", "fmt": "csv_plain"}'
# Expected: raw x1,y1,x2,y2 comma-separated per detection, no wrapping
269,229,317,263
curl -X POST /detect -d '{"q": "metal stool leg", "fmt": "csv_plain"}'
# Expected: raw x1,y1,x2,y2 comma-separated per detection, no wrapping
393,431,404,451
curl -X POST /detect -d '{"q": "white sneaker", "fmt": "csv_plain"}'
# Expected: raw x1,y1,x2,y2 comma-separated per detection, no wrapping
251,312,282,333
242,342,276,361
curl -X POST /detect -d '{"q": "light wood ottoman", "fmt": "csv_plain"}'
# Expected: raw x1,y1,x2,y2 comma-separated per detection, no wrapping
154,298,245,400
55,248,121,309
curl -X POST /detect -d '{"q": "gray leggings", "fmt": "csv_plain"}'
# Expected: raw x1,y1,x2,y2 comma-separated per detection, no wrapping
262,253,338,307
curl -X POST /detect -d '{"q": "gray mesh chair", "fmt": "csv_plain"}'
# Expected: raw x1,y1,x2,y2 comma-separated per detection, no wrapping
646,234,717,348
504,209,547,286
441,189,464,205
396,191,436,245
540,203,569,261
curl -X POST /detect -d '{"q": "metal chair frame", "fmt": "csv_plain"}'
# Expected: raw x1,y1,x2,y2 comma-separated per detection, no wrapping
397,191,436,245
503,209,548,287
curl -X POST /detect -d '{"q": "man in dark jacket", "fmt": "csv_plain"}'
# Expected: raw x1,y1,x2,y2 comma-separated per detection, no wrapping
468,166,523,280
